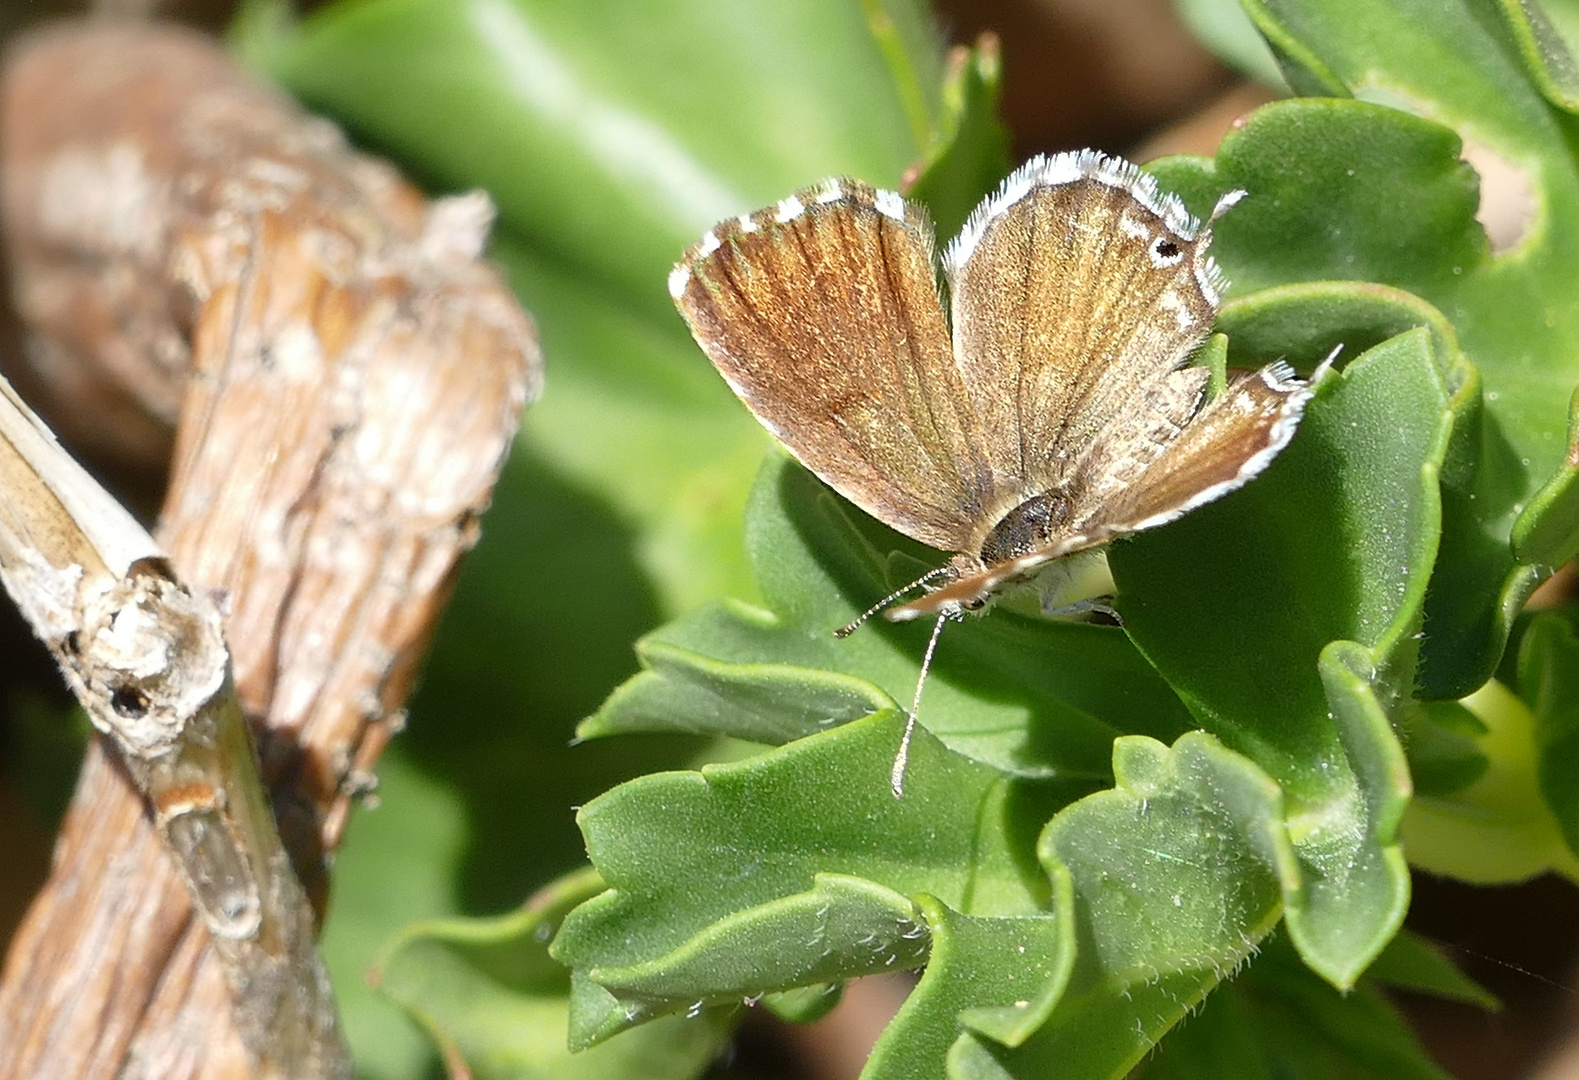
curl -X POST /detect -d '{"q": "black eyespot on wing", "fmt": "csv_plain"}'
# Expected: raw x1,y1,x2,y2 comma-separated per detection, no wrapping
1155,239,1180,259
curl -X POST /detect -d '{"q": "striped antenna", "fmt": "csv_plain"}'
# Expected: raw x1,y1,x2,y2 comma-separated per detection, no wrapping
890,613,948,797
834,566,948,638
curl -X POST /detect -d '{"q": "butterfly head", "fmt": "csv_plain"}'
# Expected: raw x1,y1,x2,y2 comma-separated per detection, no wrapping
883,550,1049,623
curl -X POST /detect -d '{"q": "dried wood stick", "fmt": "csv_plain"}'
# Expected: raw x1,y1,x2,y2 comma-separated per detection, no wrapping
0,20,540,1079
0,378,349,1075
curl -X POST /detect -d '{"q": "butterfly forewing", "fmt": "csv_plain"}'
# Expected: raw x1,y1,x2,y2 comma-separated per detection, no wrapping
944,153,1224,507
672,179,991,551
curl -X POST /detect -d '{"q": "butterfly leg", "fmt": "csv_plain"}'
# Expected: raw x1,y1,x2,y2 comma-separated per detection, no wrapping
1042,595,1122,624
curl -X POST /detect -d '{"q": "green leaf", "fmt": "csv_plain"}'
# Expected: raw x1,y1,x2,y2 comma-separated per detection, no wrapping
904,34,1013,242
494,236,769,609
585,640,892,745
761,982,843,1023
865,892,1074,1079
1196,333,1229,399
1212,0,1579,690
1512,387,1579,567
1495,0,1579,112
1400,700,1490,798
948,732,1293,1079
1364,928,1499,1010
1126,976,1274,1080
1426,360,1543,700
321,748,471,1080
1512,608,1579,857
320,430,729,1077
551,712,1082,1049
562,328,1465,1065
1148,102,1485,301
1146,95,1556,698
1529,0,1579,106
1214,280,1459,374
372,868,730,1079
568,872,929,1049
1137,934,1454,1080
1304,641,1413,984
235,0,932,320
586,873,929,1001
1172,0,1289,89
1146,62,1579,700
1400,678,1579,883
316,428,733,1078
1247,938,1454,1080
1110,330,1453,985
858,0,946,147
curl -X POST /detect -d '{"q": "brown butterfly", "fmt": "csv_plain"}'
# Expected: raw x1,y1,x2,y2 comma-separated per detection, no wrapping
670,151,1312,794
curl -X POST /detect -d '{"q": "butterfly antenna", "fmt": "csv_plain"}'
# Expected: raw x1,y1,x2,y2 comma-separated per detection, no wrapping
1314,343,1343,382
834,567,948,638
891,613,948,798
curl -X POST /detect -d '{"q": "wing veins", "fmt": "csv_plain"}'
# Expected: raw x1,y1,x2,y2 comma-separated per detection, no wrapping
875,221,951,484
1013,205,1037,483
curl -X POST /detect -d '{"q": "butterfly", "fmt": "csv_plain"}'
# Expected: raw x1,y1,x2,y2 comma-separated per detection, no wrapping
669,150,1312,794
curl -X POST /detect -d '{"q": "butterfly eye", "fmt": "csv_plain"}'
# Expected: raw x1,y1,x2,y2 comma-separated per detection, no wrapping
963,597,988,611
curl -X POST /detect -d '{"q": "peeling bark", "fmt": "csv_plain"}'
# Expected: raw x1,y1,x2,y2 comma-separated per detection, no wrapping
0,21,541,1078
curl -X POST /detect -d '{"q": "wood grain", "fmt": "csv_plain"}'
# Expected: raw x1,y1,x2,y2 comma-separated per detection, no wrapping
0,21,540,1078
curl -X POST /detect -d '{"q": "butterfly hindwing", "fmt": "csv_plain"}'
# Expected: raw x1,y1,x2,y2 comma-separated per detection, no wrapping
1070,362,1311,541
883,362,1309,622
1064,365,1212,514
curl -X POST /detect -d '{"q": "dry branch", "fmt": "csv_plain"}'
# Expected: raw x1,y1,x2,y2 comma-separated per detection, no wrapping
0,378,348,1076
0,20,541,1079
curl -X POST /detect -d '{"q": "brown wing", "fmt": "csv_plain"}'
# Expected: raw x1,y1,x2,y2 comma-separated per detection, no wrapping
1070,361,1311,539
944,151,1232,500
672,178,991,552
1063,365,1211,512
885,362,1309,623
